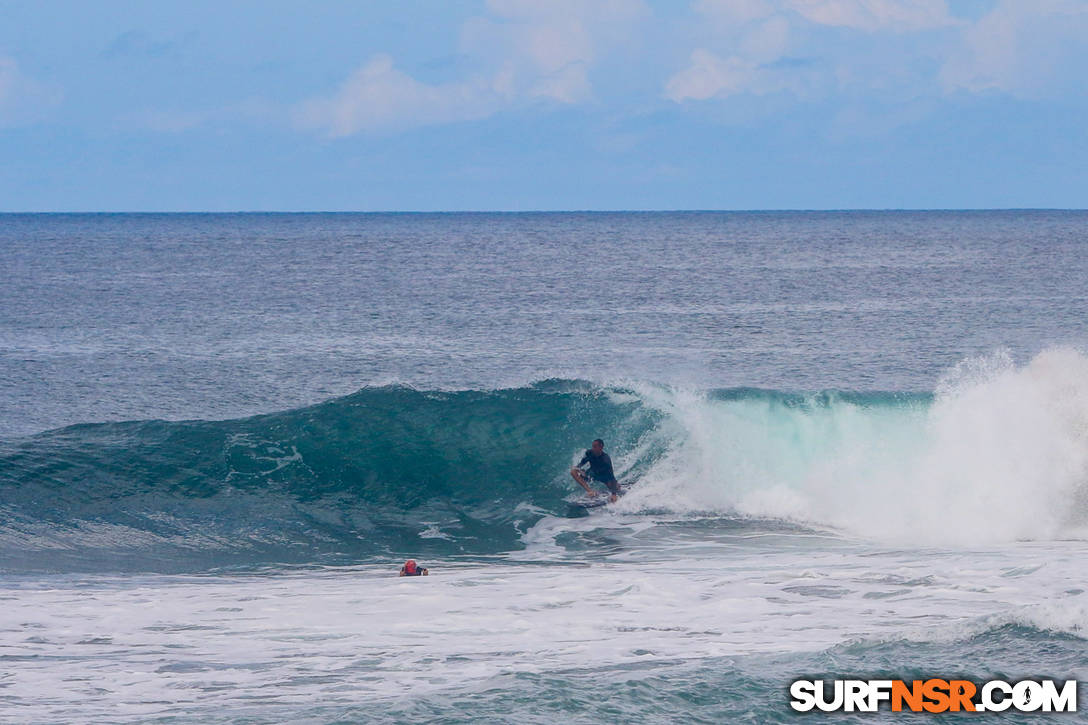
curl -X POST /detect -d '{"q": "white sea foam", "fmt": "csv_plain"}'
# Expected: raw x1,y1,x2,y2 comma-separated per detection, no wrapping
617,348,1088,545
3,538,1084,723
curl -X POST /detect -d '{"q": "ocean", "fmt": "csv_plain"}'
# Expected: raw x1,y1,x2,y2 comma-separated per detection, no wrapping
1,211,1086,722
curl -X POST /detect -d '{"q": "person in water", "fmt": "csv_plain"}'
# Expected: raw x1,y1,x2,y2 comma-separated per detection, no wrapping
399,559,428,576
570,438,621,503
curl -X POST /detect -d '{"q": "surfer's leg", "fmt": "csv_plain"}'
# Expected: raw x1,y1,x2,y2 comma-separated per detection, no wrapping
570,468,596,496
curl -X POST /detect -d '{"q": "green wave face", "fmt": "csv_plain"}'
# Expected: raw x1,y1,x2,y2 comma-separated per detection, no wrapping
0,381,663,571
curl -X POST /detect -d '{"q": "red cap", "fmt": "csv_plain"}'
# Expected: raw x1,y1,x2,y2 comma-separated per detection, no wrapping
403,559,417,573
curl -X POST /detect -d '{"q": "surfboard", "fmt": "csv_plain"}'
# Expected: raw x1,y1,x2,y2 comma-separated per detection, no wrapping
567,482,633,510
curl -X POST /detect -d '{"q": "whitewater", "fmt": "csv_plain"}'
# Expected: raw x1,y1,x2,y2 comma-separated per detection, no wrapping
2,211,1087,722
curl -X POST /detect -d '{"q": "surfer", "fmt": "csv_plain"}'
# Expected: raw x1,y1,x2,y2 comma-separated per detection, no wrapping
570,438,621,503
399,559,428,576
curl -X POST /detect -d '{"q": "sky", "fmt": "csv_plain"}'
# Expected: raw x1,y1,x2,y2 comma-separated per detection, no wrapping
1,0,1087,211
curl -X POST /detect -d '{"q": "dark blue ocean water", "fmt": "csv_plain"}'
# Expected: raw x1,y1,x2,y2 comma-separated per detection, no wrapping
3,211,1086,437
1,212,1086,723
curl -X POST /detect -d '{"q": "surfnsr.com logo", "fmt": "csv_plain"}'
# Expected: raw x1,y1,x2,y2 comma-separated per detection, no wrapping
790,679,1077,713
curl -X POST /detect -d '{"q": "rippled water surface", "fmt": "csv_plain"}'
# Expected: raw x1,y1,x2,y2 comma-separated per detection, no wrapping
2,212,1087,722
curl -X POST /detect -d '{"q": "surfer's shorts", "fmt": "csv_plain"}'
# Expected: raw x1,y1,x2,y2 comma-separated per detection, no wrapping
600,479,621,495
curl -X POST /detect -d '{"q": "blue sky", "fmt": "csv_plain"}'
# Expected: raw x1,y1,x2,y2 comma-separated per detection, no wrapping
1,0,1086,211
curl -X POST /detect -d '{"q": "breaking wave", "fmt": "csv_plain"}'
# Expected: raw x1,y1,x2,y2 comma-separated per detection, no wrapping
3,349,1087,571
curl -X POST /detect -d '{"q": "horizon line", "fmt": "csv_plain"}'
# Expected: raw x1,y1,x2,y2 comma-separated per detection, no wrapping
2,208,1086,215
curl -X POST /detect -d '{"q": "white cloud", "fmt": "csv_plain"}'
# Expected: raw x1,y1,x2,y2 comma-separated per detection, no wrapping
740,15,791,62
667,0,1088,109
292,0,1087,135
692,0,955,33
665,2,792,101
665,50,767,101
463,0,648,104
298,0,647,136
526,63,592,104
483,0,595,73
939,0,1088,98
665,0,959,103
295,54,508,137
787,0,956,33
0,57,61,127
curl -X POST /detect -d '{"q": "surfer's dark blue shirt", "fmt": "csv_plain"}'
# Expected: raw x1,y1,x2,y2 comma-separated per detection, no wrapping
579,450,616,483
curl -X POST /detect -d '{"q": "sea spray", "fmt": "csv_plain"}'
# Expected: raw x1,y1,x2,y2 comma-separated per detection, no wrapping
622,348,1088,544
